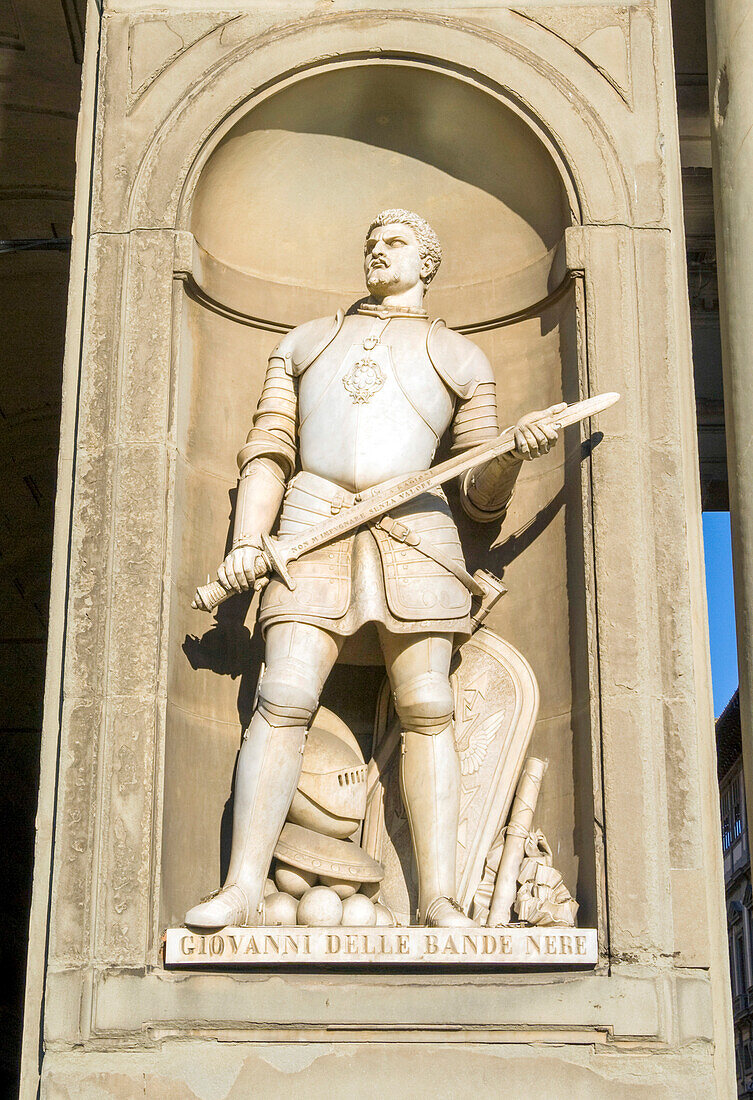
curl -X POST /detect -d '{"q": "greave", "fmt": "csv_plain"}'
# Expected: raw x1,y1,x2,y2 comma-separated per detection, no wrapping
400,723,461,921
224,711,306,919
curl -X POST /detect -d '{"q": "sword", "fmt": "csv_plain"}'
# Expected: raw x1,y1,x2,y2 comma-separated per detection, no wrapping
191,391,620,612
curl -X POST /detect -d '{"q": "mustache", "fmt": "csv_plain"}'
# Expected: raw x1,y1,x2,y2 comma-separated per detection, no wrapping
366,267,398,283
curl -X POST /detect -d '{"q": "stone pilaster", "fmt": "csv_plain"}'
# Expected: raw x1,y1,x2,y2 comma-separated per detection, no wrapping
706,4,753,839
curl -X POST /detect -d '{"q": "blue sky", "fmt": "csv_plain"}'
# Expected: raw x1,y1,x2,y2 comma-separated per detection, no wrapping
703,511,738,716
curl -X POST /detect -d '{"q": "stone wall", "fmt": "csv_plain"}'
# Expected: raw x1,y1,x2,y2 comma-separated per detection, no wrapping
23,1,735,1095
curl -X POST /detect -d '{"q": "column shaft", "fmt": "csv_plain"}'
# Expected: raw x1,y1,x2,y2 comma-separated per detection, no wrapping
706,3,753,843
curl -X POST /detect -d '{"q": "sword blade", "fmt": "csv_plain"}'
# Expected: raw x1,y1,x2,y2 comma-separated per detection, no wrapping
192,391,619,611
275,391,620,567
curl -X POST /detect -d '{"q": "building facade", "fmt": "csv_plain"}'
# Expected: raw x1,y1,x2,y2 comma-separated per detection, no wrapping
718,692,753,1097
4,0,745,1095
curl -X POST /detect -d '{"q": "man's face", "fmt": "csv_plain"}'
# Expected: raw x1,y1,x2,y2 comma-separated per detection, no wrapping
364,223,431,299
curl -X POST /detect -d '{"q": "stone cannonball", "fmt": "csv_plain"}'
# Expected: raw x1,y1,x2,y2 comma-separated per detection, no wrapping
341,894,377,926
263,891,298,926
318,873,357,899
275,862,318,898
296,886,344,927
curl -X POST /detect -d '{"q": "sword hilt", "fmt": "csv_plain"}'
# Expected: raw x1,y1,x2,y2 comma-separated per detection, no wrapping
191,539,288,613
191,578,231,612
261,533,296,592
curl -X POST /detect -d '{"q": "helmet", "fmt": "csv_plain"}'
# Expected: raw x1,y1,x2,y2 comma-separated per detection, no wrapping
288,711,367,838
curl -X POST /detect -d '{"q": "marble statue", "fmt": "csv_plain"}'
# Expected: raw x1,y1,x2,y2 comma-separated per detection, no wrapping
185,210,565,930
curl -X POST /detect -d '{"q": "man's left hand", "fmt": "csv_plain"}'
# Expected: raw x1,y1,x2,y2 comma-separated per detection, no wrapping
513,402,567,460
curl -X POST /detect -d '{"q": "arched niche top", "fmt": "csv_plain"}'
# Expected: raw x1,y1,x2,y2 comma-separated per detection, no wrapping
190,63,570,324
128,13,633,235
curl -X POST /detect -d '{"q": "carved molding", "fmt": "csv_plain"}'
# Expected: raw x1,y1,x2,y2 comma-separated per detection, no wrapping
175,231,575,335
513,6,633,105
115,10,635,234
127,14,241,111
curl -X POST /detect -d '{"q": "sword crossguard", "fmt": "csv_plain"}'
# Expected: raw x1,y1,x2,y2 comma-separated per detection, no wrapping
261,533,296,591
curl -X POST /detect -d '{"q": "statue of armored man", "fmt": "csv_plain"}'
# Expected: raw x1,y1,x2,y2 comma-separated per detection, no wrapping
185,210,563,930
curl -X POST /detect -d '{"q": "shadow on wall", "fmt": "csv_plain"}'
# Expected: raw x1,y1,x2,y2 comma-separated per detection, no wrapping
161,59,597,929
190,63,571,321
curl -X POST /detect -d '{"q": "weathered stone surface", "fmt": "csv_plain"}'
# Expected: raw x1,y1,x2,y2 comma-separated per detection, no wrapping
112,444,167,576
63,447,114,701
515,5,633,100
40,1040,718,1099
80,966,662,1038
96,697,157,961
49,698,103,962
24,0,735,1095
107,572,162,698
118,232,175,444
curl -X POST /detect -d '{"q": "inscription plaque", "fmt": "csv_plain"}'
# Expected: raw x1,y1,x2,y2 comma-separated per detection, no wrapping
164,926,598,966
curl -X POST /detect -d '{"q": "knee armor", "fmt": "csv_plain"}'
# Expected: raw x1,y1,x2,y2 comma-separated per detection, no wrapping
394,672,454,736
257,659,320,728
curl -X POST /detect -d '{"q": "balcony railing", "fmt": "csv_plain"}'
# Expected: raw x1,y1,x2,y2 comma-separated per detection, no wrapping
725,833,750,884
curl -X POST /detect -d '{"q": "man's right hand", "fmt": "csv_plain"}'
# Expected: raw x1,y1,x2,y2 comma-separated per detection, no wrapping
217,539,269,593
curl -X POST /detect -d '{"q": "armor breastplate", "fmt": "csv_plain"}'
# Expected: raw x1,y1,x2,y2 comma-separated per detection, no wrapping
298,315,455,493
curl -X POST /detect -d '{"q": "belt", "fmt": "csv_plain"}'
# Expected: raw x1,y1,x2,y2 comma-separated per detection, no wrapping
374,515,485,598
287,471,359,514
289,474,482,596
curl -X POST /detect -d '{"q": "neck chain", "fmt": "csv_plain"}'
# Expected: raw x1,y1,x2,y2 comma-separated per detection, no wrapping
361,315,391,352
341,316,392,404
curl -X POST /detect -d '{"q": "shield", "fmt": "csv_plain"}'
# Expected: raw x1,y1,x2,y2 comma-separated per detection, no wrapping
362,627,539,923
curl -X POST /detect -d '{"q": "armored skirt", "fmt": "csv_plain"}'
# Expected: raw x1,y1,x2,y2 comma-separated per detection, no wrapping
259,471,472,637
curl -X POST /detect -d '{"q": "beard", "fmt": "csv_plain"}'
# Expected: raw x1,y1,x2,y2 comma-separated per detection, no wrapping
366,265,400,296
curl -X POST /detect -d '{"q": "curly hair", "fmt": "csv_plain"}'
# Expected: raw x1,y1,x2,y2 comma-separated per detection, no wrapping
365,209,442,285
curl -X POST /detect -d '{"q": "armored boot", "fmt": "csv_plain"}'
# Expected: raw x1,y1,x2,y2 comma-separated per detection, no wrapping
400,724,476,927
185,712,305,928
